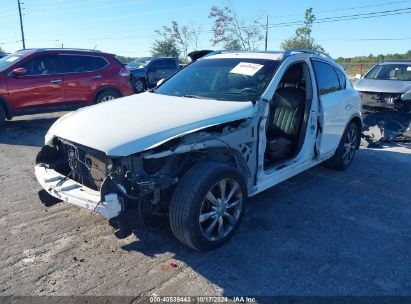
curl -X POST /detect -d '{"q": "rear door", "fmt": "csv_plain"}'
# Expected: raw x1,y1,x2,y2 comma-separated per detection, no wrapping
311,60,348,156
7,54,65,109
60,54,109,104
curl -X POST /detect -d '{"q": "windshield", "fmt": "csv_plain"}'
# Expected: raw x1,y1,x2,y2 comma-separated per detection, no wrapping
127,57,151,68
154,58,279,102
0,53,27,72
365,63,411,81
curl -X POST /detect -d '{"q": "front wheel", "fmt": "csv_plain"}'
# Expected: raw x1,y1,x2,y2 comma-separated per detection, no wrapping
169,162,247,251
324,121,359,170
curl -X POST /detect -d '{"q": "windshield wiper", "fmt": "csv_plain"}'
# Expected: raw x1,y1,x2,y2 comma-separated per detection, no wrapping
182,94,217,100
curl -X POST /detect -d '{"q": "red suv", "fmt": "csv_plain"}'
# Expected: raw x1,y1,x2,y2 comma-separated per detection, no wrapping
0,48,133,127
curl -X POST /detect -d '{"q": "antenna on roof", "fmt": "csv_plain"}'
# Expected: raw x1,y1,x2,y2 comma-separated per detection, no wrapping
93,45,98,50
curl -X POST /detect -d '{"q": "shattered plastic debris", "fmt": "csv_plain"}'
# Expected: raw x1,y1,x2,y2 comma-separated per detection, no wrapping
362,111,411,146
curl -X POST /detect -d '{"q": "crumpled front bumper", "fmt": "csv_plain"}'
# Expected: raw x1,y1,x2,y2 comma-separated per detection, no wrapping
34,165,123,219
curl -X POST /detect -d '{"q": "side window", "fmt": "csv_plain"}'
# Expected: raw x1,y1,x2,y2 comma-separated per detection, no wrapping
92,56,109,70
22,55,58,76
163,59,176,69
150,60,166,69
311,60,340,96
335,68,347,89
61,55,106,73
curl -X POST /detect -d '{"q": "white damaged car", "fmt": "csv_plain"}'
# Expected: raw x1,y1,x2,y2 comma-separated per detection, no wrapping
35,49,362,251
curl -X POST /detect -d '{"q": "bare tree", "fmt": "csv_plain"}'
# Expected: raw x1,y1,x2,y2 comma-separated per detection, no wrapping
155,21,200,62
208,3,264,51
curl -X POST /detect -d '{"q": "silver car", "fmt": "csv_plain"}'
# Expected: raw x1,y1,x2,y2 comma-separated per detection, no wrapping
353,60,411,112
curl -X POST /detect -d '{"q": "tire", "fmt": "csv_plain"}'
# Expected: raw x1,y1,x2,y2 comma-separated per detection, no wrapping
324,121,359,170
0,106,5,129
169,161,247,251
132,78,146,93
95,89,120,103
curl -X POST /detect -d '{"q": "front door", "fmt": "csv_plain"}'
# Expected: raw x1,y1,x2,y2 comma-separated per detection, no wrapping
7,54,65,110
311,60,348,157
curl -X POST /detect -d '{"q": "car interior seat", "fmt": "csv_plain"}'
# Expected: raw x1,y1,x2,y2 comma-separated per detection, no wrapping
265,64,306,162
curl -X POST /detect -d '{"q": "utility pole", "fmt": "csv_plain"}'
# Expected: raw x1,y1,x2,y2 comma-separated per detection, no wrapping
265,14,268,51
255,15,269,51
17,0,26,49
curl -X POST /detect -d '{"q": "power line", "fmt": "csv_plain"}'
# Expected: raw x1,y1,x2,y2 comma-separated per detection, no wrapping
268,0,411,19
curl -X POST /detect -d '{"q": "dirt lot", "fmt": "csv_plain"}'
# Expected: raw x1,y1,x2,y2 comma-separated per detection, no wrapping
0,113,410,297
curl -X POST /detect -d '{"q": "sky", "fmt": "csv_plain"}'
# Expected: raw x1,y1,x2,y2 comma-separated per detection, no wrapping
1,0,411,58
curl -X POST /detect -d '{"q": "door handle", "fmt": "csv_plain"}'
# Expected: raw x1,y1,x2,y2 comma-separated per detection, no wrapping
50,79,62,83
345,104,353,110
92,75,102,79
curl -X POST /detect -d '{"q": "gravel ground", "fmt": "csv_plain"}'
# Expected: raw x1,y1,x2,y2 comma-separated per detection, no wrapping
0,113,410,297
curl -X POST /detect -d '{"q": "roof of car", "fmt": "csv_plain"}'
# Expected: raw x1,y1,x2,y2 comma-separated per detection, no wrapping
15,48,112,55
379,59,411,64
204,51,284,61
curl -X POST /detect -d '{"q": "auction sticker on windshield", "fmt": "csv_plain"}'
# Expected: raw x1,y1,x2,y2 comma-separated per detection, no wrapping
407,66,411,71
230,62,264,76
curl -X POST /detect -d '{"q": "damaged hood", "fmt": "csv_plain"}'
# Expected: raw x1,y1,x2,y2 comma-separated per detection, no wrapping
47,92,254,156
353,79,411,93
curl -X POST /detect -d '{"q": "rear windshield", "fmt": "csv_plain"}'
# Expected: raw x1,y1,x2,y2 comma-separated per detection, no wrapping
364,63,411,81
0,53,27,72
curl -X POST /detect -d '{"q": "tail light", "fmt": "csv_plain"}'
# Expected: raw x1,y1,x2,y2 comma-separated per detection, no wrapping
119,66,130,77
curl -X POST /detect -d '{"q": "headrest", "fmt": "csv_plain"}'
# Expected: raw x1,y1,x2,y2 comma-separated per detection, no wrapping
281,64,303,84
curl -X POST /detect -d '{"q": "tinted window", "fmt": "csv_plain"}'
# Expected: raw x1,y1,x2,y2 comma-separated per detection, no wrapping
312,60,340,95
162,59,176,69
22,55,58,76
60,55,107,73
335,68,347,89
151,59,176,69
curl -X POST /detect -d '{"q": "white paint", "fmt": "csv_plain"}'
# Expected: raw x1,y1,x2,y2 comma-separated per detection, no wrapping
205,52,283,61
47,92,254,156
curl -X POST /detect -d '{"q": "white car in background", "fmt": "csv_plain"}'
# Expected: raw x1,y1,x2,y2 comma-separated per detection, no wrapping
35,49,362,251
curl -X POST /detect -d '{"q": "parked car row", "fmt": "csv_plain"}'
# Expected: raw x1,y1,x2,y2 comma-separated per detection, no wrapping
34,48,363,251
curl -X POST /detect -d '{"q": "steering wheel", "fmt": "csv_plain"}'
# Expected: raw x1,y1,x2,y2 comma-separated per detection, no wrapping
240,88,258,94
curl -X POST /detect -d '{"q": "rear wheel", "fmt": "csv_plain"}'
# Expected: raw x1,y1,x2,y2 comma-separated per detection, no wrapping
132,78,146,93
324,121,359,170
95,89,120,103
169,162,247,251
0,106,5,129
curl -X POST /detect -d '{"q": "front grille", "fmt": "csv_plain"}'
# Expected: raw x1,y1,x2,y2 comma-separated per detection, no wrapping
56,139,108,190
360,91,402,104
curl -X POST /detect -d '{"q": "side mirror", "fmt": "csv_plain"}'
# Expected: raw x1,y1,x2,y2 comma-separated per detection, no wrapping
354,73,363,80
9,67,27,78
157,78,165,86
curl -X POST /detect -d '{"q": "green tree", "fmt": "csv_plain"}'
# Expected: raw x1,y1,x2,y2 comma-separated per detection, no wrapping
280,8,324,52
208,3,263,51
0,46,5,54
151,39,180,58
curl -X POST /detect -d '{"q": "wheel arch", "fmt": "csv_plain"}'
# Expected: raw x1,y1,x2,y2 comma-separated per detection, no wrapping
93,86,123,104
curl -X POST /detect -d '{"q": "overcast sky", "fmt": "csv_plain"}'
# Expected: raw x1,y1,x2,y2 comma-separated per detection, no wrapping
1,0,410,58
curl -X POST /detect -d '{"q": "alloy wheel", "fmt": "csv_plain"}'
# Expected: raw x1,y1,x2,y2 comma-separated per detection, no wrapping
199,178,243,242
343,127,357,165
